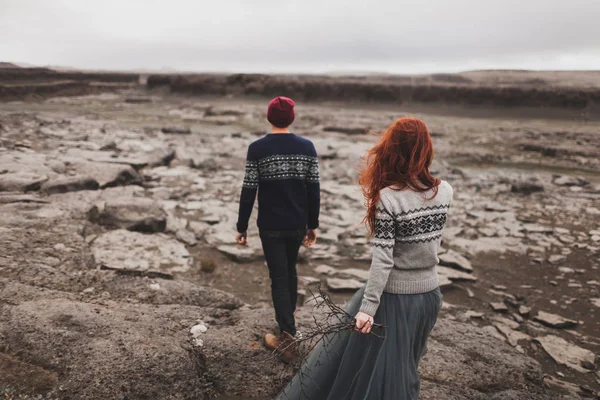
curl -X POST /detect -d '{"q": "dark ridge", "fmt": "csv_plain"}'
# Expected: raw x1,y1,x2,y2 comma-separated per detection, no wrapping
147,73,600,110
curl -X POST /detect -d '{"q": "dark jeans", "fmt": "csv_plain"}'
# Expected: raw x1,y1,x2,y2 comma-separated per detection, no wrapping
259,228,306,336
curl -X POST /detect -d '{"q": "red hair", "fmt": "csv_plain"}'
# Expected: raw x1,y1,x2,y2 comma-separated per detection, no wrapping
359,117,441,234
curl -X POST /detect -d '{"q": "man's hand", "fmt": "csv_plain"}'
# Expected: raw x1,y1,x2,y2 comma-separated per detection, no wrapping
236,232,247,246
354,311,374,334
304,229,317,247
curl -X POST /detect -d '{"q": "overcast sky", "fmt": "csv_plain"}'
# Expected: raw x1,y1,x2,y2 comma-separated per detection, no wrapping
1,0,599,74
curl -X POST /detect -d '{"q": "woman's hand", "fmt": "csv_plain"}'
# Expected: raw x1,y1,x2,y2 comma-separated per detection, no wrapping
354,311,374,334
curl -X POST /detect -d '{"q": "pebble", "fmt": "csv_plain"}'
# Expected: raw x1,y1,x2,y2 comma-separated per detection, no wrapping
558,267,574,273
314,264,337,275
490,302,508,312
518,306,531,316
148,283,161,291
548,255,567,265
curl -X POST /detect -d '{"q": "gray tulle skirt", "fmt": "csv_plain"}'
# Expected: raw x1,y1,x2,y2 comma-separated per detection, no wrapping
276,286,443,400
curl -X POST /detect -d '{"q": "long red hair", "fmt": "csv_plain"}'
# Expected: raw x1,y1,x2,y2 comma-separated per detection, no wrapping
359,117,440,234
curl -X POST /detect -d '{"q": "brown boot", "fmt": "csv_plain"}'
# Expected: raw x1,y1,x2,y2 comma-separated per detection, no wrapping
264,332,282,352
264,332,299,364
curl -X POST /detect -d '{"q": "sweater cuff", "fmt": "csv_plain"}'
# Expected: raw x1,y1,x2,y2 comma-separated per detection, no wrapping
236,222,248,233
359,299,378,317
308,221,319,230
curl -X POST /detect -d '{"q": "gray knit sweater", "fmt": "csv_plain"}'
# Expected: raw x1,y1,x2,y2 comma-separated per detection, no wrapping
359,181,453,316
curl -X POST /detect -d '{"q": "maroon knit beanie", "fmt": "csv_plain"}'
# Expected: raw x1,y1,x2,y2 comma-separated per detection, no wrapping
267,96,295,128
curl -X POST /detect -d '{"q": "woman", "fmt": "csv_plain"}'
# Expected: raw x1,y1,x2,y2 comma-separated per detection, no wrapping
277,117,453,400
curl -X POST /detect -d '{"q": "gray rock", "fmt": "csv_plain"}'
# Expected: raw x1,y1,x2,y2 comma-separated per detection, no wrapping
40,176,99,194
314,264,337,275
0,171,49,192
535,335,595,373
552,175,588,187
437,266,477,284
511,182,544,195
493,322,531,348
176,228,198,246
326,278,363,291
461,310,484,320
71,161,142,188
299,276,321,285
548,255,567,265
323,126,367,135
0,193,49,204
542,376,584,398
534,311,578,329
188,220,211,239
217,245,260,262
87,198,167,233
166,215,188,233
92,229,192,273
63,149,149,169
490,302,508,312
490,316,520,330
161,127,191,134
439,249,473,272
518,306,531,316
334,268,369,281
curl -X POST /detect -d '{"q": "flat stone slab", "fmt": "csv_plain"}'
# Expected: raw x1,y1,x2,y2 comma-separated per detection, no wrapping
314,264,337,275
0,171,49,192
88,198,166,233
326,278,363,291
71,160,141,188
218,245,261,263
534,311,578,329
334,268,369,281
92,229,192,273
490,302,509,312
535,335,595,373
0,193,49,204
41,175,99,194
64,149,149,169
437,266,477,283
438,249,473,272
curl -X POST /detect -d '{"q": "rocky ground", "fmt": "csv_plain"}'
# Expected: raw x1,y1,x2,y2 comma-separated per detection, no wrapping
0,83,599,399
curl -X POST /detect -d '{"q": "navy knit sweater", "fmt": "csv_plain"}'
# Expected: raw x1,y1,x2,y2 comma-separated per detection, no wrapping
236,133,320,233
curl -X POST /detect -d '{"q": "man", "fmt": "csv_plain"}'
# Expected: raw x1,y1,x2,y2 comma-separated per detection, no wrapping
236,96,320,363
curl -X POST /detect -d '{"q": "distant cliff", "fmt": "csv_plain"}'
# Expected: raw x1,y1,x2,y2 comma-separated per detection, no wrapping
0,66,140,101
147,73,600,110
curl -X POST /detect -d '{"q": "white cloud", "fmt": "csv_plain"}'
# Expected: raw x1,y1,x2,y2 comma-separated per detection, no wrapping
1,0,599,73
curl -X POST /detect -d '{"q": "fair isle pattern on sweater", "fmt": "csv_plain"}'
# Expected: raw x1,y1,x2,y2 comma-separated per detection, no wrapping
242,160,259,188
374,204,450,246
258,154,319,182
242,155,319,188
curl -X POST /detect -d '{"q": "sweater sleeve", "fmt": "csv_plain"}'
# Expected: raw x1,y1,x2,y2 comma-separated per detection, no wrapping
236,146,259,233
306,143,320,229
359,193,396,317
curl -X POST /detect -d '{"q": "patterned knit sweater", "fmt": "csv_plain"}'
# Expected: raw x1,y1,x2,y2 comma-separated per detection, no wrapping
359,181,454,317
236,133,320,233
